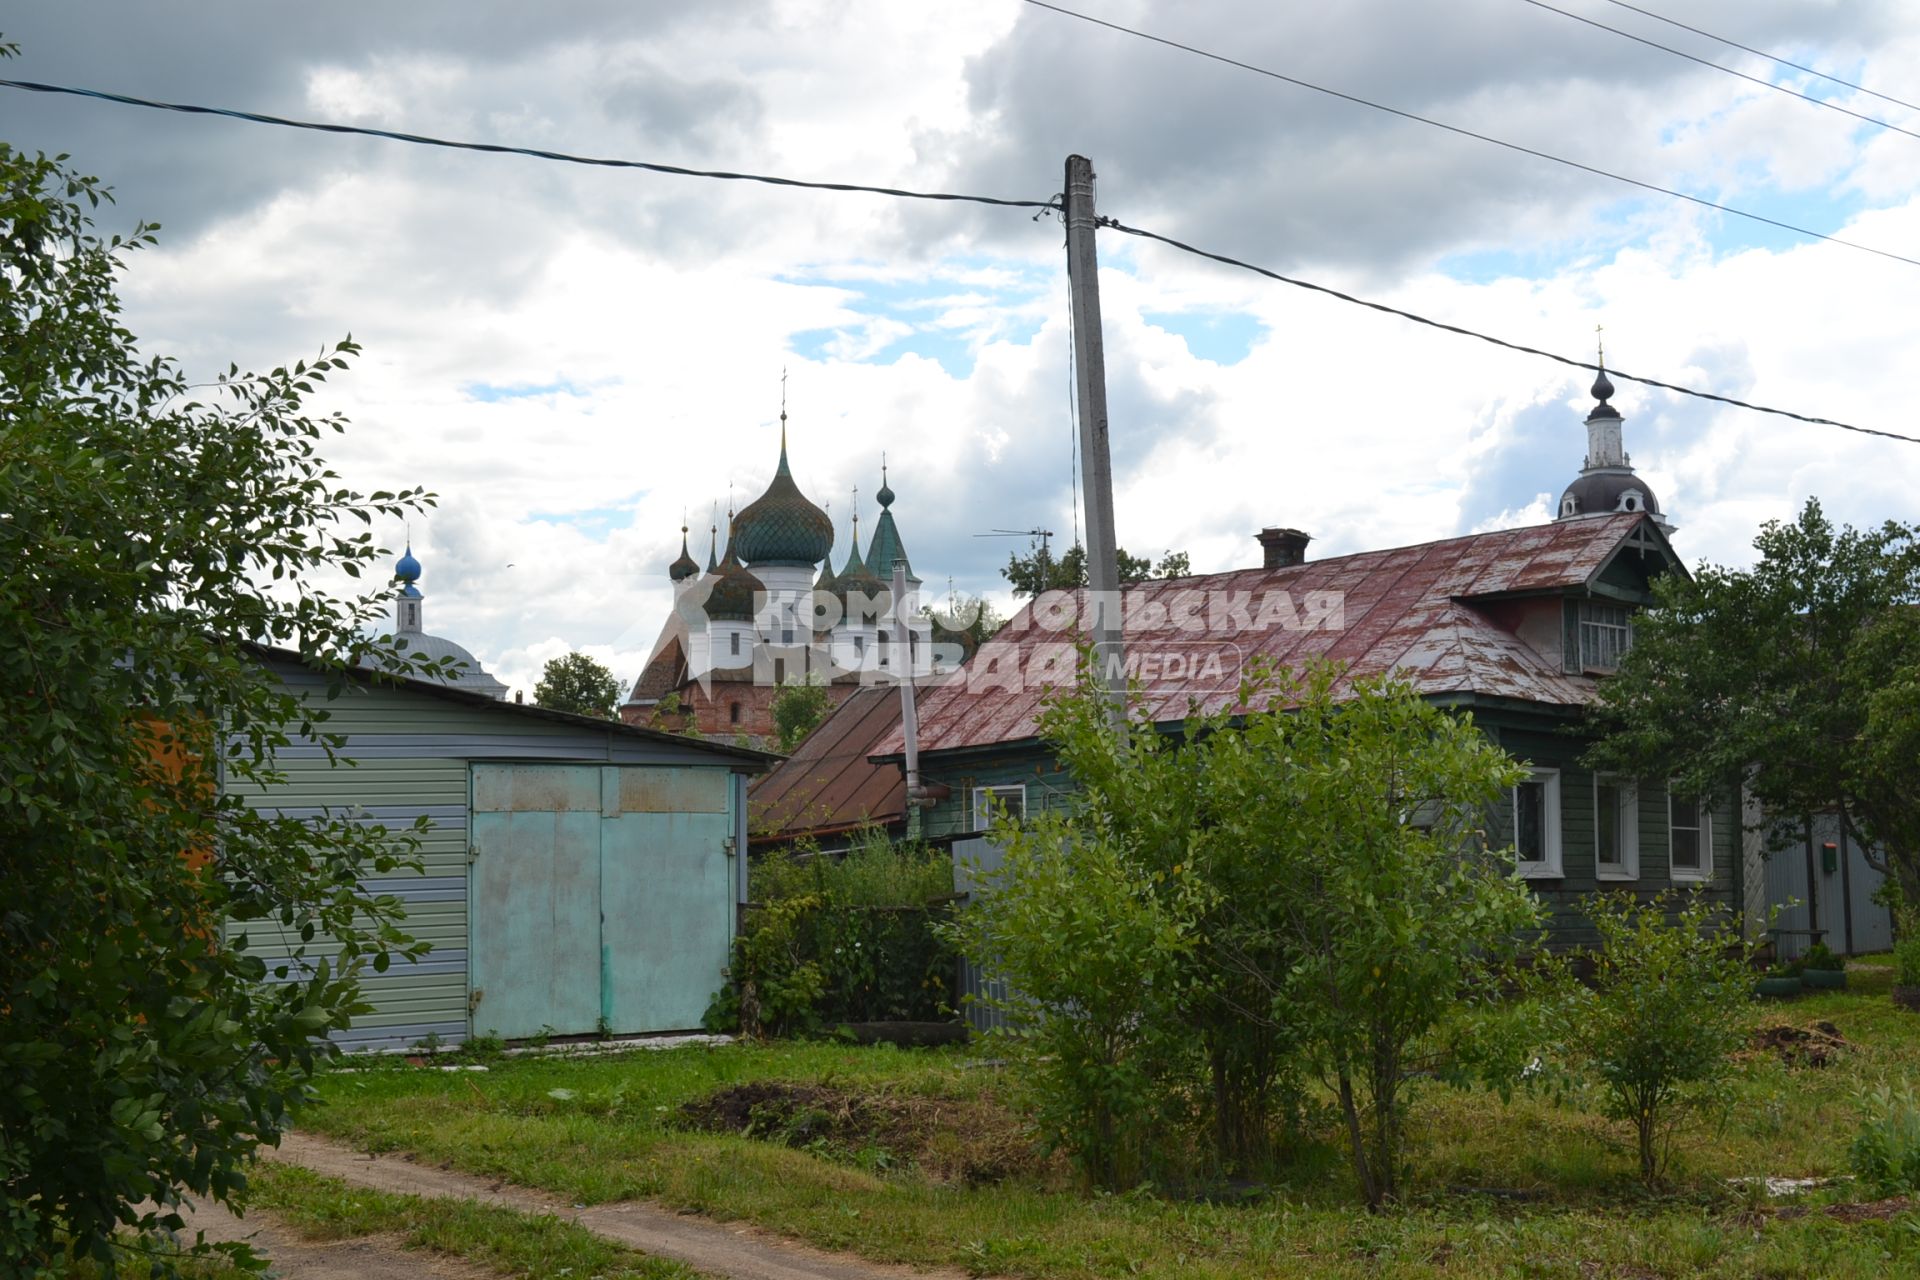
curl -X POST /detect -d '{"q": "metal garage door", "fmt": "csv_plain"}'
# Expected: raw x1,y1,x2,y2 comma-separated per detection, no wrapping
467,763,733,1040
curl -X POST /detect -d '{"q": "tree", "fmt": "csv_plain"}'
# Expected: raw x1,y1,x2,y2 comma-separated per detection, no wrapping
1587,499,1920,905
952,655,1540,1203
0,140,435,1273
533,650,622,719
771,678,832,752
1209,663,1539,1209
922,591,1005,647
1001,542,1191,597
1546,892,1754,1185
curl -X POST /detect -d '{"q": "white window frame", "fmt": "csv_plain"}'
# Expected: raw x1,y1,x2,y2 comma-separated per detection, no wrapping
1513,768,1562,879
1593,774,1639,881
1577,601,1634,672
972,784,1027,833
1668,787,1711,882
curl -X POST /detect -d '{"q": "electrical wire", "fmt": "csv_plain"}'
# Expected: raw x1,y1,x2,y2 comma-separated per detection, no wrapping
1517,0,1920,143
2,72,1906,443
0,78,1058,212
1599,0,1920,116
1016,0,1920,270
1097,214,1920,444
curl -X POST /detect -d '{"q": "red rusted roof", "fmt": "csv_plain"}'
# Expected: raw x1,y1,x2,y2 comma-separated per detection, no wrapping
749,685,914,843
890,514,1664,758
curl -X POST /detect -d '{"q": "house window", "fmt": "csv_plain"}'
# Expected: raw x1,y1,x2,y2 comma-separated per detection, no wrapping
730,632,741,657
1669,790,1710,880
1594,775,1638,880
1578,602,1633,671
781,626,794,644
853,634,865,655
972,784,1027,832
1513,768,1562,878
729,702,741,725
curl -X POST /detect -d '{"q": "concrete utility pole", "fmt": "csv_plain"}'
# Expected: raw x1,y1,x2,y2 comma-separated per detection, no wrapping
1064,154,1125,713
891,560,924,840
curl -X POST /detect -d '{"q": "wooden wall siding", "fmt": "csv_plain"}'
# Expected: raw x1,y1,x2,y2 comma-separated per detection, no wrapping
229,657,750,1051
1764,811,1894,959
925,719,1738,954
1487,722,1737,948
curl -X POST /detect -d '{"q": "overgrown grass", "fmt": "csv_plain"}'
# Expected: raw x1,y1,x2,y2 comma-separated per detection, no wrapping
752,830,953,906
302,968,1920,1278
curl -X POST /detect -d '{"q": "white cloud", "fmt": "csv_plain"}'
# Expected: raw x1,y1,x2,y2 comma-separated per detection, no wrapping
14,0,1919,682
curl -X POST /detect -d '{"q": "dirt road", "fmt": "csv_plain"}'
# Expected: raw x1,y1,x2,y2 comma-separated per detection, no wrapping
262,1131,971,1280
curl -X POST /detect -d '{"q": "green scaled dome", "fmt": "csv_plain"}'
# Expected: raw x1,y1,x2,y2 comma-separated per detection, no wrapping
706,547,764,623
731,424,834,568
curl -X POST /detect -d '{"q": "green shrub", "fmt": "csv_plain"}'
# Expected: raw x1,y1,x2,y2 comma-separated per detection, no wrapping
1800,942,1845,972
708,834,957,1037
946,810,1207,1189
1894,918,1920,988
1549,891,1756,1185
1849,1083,1920,1194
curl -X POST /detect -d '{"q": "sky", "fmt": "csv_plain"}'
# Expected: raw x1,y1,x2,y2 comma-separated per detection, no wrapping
8,0,1919,698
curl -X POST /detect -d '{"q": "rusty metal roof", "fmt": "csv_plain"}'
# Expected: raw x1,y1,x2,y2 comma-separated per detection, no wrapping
749,685,915,842
892,514,1662,758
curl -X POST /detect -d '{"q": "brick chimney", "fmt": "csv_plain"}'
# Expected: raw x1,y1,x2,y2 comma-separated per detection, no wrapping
1256,527,1311,570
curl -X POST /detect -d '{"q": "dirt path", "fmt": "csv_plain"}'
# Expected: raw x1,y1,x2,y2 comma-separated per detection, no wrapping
267,1131,972,1280
178,1196,495,1280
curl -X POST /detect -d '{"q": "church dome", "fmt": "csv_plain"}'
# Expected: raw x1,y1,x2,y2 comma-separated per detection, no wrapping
668,526,701,582
1558,471,1661,519
376,546,509,699
706,551,765,623
731,423,833,568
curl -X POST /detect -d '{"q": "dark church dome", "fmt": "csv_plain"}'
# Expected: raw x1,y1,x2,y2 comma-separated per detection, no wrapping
1558,471,1660,519
731,422,833,569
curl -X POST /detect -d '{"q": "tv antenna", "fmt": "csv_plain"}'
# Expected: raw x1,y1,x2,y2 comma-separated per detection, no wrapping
974,527,1055,561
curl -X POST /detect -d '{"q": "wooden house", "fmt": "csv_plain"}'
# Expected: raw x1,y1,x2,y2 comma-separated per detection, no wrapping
877,374,1742,955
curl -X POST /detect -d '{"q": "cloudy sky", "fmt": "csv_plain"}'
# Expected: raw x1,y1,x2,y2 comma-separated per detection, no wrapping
9,1,1918,697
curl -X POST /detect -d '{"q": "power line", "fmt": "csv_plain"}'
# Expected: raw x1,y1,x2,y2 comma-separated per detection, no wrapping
1518,0,1920,144
0,78,1057,212
1017,0,1920,270
1,72,1903,444
1599,0,1920,116
1097,214,1919,445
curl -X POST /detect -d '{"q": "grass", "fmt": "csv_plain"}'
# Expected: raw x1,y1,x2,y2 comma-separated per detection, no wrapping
245,1163,696,1278
295,966,1920,1279
49,1163,692,1279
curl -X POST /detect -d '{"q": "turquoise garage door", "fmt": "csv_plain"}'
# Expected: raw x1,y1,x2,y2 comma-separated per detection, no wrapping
467,763,734,1040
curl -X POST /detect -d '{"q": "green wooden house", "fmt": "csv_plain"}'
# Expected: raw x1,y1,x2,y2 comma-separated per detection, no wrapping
236,646,772,1051
886,371,1740,960
888,511,1737,966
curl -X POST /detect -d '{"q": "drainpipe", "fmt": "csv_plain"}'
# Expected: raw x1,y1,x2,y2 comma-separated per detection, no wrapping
892,560,924,841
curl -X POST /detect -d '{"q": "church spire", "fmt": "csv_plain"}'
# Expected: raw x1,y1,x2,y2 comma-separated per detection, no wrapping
864,455,917,584
395,543,424,633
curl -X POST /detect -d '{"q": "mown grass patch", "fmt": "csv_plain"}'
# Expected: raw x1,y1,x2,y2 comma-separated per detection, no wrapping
298,971,1920,1278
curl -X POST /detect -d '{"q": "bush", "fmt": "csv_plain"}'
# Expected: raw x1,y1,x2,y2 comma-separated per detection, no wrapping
946,811,1207,1189
0,136,434,1274
950,657,1541,1203
1849,1083,1920,1194
707,833,956,1037
1548,891,1756,1185
1894,917,1920,988
1799,942,1845,972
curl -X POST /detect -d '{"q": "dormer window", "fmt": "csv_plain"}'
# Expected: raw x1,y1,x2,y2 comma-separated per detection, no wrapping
1578,601,1633,671
1561,497,1579,517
